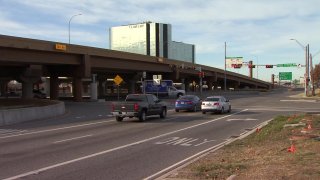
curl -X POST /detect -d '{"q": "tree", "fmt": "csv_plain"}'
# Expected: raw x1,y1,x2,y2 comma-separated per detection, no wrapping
312,64,320,88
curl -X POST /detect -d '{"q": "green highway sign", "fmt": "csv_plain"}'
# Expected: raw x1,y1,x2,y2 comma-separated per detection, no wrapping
276,63,297,67
279,72,292,80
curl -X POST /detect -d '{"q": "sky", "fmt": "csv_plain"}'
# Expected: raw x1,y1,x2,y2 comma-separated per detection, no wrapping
1,0,320,82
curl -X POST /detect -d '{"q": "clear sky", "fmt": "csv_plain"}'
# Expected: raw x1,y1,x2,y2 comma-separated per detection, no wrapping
1,0,320,82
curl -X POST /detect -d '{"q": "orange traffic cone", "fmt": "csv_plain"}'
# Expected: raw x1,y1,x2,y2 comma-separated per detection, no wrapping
287,144,296,153
307,124,312,130
256,128,261,133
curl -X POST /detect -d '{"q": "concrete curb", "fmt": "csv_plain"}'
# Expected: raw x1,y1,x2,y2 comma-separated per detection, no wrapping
0,101,65,126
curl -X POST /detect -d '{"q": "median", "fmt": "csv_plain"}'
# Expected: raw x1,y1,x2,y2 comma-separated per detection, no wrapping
0,99,65,126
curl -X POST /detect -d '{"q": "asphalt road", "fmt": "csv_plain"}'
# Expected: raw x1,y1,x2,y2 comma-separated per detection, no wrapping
0,89,319,180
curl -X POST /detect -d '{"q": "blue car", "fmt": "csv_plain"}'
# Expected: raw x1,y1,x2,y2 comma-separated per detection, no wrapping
175,95,202,112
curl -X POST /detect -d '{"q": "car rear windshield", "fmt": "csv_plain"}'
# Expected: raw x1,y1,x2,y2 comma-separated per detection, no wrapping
178,96,194,100
126,95,146,102
204,97,219,101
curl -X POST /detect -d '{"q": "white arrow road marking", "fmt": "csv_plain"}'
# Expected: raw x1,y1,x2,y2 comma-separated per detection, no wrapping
227,118,258,122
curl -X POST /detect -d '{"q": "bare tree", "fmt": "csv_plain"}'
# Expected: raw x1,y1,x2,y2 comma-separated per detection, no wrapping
313,64,320,88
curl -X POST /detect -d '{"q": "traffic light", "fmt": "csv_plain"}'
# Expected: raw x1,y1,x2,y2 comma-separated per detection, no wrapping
249,65,256,68
266,65,273,68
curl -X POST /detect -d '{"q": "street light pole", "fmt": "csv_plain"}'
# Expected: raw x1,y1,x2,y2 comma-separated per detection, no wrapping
224,42,227,91
290,39,309,96
68,13,82,44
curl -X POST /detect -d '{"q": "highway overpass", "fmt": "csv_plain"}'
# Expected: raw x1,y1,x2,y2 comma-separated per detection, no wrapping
0,35,271,101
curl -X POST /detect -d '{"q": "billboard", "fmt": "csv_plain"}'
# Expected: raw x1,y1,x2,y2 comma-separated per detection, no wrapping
226,57,243,68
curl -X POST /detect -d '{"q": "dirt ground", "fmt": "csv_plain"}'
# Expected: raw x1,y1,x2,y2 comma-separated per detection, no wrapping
165,114,320,180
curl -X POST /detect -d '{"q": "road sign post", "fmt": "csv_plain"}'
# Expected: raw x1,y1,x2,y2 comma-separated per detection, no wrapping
113,75,123,101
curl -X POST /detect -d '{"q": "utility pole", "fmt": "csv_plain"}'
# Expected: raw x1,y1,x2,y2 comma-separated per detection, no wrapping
271,74,275,89
249,60,253,78
199,67,203,97
224,42,227,91
306,44,310,96
290,39,309,96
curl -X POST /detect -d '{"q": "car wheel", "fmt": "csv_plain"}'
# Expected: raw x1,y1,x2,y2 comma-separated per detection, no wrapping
193,105,197,112
202,111,206,114
116,116,123,122
160,108,167,118
175,109,179,112
220,107,224,114
228,106,231,113
139,110,146,122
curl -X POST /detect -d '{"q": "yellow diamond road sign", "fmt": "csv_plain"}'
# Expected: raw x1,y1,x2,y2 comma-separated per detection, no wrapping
114,75,123,85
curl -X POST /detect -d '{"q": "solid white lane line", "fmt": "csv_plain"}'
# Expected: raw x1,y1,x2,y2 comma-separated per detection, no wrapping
248,108,317,112
0,120,114,139
53,135,93,144
3,109,248,180
280,99,317,103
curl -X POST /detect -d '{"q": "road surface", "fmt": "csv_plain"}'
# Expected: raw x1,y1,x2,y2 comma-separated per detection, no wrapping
0,89,318,180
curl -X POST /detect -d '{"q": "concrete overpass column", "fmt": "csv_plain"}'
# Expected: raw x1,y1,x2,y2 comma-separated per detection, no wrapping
90,74,98,101
0,80,8,97
97,76,106,99
175,68,180,80
20,65,42,99
21,81,33,99
73,77,83,102
184,78,190,92
207,77,215,91
129,80,136,94
50,75,59,100
235,81,240,90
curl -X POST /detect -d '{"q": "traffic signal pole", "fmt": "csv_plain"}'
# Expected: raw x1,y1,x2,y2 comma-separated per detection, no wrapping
249,60,253,78
305,44,309,96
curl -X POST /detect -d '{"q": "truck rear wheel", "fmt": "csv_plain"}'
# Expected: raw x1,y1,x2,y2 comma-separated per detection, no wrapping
139,110,146,122
160,108,167,118
116,116,123,122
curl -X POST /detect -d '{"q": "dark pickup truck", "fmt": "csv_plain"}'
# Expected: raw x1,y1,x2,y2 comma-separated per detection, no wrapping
111,94,167,122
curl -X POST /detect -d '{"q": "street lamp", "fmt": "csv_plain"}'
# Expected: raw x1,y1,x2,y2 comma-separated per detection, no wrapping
224,42,227,91
290,38,309,96
68,13,82,44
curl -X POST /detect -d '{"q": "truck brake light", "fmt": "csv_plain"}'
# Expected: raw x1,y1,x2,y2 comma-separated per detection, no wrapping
134,103,139,111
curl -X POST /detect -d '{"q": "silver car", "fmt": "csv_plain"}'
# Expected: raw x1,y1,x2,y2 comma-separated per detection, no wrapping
201,96,231,114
